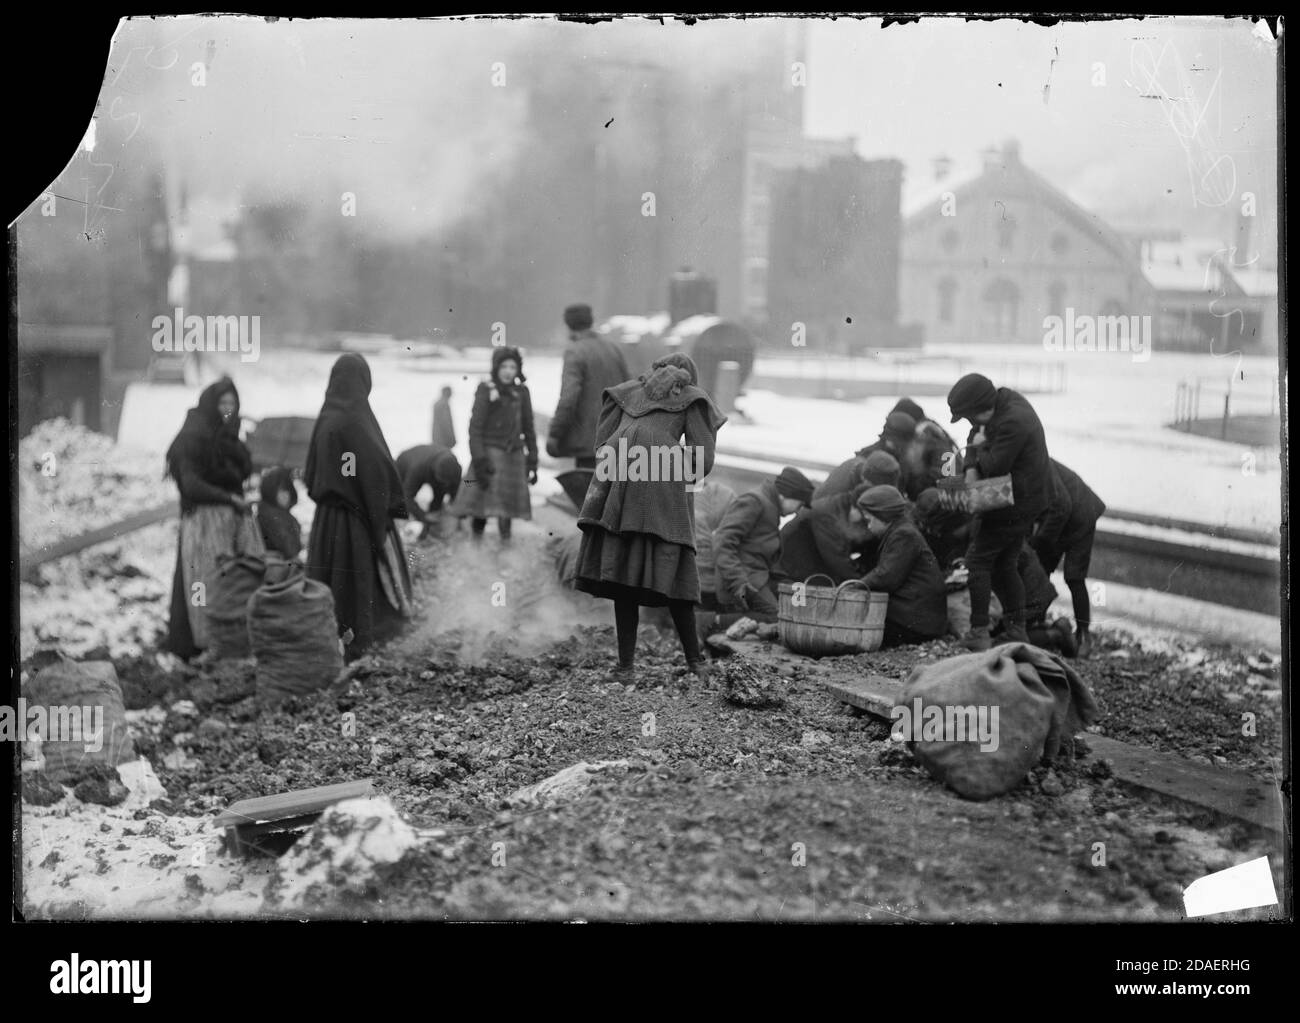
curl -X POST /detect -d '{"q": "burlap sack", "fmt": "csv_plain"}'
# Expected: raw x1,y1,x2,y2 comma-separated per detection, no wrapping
249,558,344,708
894,642,1099,800
21,660,135,782
205,553,268,659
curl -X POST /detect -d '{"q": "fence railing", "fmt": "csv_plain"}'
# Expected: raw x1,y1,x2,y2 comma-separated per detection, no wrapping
1173,375,1279,437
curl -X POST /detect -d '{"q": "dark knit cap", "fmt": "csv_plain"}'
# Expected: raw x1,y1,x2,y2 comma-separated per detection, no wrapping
892,398,926,423
855,484,908,521
775,467,815,505
947,373,997,422
564,304,594,331
882,411,917,441
862,450,900,486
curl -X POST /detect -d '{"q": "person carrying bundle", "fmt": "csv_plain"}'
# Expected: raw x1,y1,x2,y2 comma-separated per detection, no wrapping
947,372,1052,652
856,485,948,648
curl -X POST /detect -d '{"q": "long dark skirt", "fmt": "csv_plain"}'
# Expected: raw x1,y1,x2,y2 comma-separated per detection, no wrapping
574,525,699,607
307,504,409,660
165,504,265,659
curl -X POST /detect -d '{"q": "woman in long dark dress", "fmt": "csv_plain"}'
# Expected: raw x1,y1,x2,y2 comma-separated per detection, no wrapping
164,377,263,659
575,353,727,680
304,354,413,661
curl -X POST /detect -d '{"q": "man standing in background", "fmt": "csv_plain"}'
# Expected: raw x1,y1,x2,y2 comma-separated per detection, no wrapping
432,385,456,450
546,304,630,469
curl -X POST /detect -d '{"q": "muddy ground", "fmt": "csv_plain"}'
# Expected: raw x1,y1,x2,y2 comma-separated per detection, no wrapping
18,422,1286,921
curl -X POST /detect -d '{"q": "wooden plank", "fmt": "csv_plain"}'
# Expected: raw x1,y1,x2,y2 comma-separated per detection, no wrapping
822,676,901,718
21,501,178,577
1085,735,1284,837
213,779,374,829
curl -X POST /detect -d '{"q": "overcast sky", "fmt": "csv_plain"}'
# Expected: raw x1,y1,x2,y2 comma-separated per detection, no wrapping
81,15,1278,260
805,16,1278,245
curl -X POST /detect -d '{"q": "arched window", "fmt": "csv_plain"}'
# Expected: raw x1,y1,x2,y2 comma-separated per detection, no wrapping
937,278,957,323
982,279,1021,338
1048,281,1067,318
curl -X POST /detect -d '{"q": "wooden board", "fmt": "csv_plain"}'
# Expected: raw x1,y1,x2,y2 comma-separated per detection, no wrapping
213,779,374,830
1085,735,1285,837
21,501,178,577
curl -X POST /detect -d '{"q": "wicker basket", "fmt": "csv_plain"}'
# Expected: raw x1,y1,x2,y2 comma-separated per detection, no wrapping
935,474,1015,514
777,575,888,656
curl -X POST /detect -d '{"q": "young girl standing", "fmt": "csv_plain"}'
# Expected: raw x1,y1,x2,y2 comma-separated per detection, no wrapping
454,346,538,543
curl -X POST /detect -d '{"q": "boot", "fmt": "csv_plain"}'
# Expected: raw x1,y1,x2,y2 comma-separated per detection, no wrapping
1001,616,1031,644
608,663,636,685
1077,630,1093,658
1052,619,1079,658
961,626,992,651
686,660,711,683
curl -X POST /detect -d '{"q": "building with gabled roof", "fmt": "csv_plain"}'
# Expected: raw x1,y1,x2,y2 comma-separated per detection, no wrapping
900,139,1152,347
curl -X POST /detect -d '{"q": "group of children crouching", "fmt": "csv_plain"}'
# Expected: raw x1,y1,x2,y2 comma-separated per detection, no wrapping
691,393,1105,658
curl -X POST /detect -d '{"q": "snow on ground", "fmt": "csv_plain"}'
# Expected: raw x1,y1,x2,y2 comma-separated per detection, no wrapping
118,344,1282,538
21,758,271,919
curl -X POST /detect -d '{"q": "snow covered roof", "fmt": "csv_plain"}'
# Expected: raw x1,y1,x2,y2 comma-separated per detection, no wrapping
1140,239,1226,293
1227,266,1278,299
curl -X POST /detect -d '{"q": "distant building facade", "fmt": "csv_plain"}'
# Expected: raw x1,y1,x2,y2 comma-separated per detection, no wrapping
900,140,1151,348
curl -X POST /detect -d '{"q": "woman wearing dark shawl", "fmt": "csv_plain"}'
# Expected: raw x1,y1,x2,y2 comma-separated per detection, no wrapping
574,353,727,681
304,354,413,660
164,376,263,659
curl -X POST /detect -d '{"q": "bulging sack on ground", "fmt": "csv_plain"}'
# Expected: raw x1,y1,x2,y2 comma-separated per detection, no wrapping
249,558,344,707
21,660,135,782
895,642,1099,800
206,554,268,659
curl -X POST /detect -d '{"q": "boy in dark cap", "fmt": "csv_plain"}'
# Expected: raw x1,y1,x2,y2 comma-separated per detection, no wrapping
857,485,948,647
713,466,813,624
946,372,1052,651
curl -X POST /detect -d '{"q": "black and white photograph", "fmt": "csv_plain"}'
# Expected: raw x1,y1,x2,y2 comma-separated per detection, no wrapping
9,10,1286,953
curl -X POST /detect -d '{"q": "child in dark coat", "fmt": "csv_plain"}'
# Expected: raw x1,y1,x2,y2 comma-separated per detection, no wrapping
257,466,302,561
451,346,537,543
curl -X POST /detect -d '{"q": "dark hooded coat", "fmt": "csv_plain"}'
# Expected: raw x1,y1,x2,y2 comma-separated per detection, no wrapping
575,354,727,606
304,354,411,657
